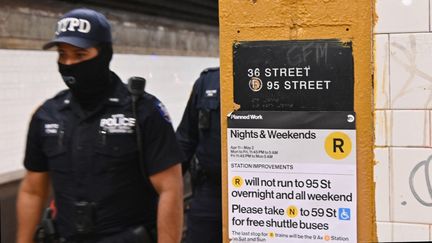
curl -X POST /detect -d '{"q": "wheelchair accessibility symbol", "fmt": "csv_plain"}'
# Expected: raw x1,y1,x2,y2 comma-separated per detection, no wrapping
338,208,351,220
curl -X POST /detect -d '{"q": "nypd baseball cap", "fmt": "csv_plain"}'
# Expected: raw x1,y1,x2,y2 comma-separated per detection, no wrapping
43,8,112,50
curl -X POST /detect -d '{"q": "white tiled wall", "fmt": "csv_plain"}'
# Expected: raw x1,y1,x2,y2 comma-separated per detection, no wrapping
390,34,432,109
0,50,64,176
375,34,390,109
376,222,392,242
375,0,430,33
375,110,390,146
375,0,432,241
430,225,432,239
375,110,431,147
391,148,432,224
374,148,390,222
391,110,430,147
0,49,218,176
393,223,430,242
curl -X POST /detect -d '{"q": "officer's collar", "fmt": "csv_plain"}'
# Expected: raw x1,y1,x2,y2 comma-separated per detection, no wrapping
58,72,130,111
58,92,72,111
104,72,130,107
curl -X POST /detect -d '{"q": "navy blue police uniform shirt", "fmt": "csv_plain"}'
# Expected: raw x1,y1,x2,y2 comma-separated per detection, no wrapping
23,72,183,238
176,67,221,218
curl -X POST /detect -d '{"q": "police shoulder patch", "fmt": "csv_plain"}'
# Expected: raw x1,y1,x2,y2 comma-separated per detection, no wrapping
155,101,172,123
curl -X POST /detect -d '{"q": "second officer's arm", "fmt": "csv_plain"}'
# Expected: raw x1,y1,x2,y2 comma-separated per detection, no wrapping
176,79,200,172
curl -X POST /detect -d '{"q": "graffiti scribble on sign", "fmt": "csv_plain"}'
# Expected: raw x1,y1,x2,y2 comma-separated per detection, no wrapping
409,155,432,207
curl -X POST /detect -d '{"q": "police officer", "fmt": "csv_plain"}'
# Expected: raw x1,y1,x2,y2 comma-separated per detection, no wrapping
176,67,221,243
16,8,184,243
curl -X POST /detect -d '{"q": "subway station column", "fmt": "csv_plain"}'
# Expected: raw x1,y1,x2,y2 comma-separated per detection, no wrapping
219,1,376,242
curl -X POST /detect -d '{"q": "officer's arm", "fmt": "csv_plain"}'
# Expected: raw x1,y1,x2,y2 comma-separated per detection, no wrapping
16,171,50,243
176,81,200,172
149,163,183,243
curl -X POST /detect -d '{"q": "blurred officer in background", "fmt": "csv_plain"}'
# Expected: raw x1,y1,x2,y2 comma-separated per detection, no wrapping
176,67,221,243
16,8,184,243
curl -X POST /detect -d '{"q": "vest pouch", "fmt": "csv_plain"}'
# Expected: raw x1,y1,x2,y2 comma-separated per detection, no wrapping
43,136,68,172
197,96,219,131
94,133,138,174
197,96,219,110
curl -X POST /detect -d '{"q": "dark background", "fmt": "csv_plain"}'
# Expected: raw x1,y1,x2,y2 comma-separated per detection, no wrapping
233,40,354,111
60,0,219,26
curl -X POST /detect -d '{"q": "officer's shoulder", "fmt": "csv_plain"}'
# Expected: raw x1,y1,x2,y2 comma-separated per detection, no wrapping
40,89,69,108
200,67,219,75
52,89,69,100
137,91,161,109
138,92,172,123
196,67,219,86
33,89,69,117
139,91,156,103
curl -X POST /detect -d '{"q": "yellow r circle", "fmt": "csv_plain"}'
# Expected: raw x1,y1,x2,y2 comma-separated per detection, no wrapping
232,176,243,188
325,132,352,160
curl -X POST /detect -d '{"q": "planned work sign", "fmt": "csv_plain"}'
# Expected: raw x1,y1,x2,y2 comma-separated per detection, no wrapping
227,111,357,243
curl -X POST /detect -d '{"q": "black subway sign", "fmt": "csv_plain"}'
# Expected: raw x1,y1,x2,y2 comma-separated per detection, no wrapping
233,40,354,111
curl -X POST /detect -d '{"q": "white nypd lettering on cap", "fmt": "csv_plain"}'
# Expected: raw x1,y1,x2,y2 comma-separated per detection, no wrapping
56,17,91,35
44,123,59,134
100,114,135,134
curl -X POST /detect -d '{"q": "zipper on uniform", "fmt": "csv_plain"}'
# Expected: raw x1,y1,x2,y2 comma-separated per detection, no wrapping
100,129,107,145
58,122,65,148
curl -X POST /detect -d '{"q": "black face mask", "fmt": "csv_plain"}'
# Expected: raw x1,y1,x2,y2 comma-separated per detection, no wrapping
58,44,113,108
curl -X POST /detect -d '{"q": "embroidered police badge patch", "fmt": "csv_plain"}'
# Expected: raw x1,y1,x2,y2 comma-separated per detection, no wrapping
99,114,136,134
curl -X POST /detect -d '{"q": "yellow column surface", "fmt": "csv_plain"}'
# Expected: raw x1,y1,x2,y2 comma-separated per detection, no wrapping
219,0,376,242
